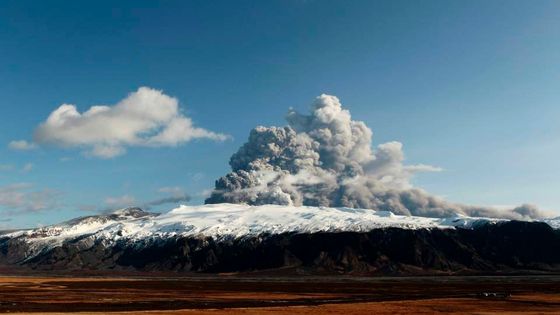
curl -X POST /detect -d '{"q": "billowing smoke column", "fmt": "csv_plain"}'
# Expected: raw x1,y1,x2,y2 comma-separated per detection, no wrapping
206,95,544,219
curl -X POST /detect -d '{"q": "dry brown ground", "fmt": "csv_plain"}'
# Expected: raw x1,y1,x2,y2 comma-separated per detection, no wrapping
0,275,558,314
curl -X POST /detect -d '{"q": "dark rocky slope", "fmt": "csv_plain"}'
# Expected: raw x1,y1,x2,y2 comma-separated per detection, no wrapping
1,221,559,275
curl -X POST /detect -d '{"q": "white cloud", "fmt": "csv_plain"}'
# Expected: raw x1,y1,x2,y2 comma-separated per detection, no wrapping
19,87,228,159
0,183,60,214
8,140,37,151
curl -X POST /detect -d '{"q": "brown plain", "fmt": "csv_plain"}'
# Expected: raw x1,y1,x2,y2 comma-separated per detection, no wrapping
0,275,558,314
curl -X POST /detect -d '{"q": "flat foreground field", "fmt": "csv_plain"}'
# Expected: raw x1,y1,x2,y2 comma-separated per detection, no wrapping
0,274,558,314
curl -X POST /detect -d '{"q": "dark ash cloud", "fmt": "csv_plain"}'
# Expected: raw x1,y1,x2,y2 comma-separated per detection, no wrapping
205,94,547,220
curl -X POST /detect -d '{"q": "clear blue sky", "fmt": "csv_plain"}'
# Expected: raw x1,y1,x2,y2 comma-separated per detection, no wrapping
1,0,559,227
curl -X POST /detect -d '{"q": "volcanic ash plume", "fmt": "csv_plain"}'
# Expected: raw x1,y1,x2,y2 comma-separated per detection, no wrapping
205,94,545,219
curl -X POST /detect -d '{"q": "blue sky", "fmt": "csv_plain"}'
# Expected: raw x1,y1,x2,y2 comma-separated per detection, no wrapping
1,0,559,227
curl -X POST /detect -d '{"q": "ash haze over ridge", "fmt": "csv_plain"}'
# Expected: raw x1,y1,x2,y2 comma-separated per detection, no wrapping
206,95,545,220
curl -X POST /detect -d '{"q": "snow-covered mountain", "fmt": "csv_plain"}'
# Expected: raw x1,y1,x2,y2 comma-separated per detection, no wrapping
9,203,507,245
1,204,560,275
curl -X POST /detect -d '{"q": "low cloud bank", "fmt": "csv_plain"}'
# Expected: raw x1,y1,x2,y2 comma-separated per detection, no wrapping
206,94,546,220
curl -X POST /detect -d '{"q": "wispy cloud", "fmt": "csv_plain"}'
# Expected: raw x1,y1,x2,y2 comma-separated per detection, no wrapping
0,183,61,215
145,186,191,208
99,187,191,213
8,140,37,151
0,164,15,171
22,163,34,173
198,188,213,199
104,194,136,208
404,164,444,173
0,163,35,173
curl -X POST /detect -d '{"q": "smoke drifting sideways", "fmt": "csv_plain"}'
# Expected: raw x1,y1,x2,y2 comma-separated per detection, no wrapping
205,94,545,220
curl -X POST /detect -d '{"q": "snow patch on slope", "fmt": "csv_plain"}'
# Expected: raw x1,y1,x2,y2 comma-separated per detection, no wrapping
544,217,560,230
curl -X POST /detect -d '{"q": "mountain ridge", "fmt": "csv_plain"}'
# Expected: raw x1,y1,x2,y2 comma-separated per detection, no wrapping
1,204,559,275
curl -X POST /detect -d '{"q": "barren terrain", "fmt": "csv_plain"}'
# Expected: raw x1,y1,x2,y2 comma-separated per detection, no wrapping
0,275,558,314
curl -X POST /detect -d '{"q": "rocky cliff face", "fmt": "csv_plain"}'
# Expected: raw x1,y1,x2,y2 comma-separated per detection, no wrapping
1,220,559,275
